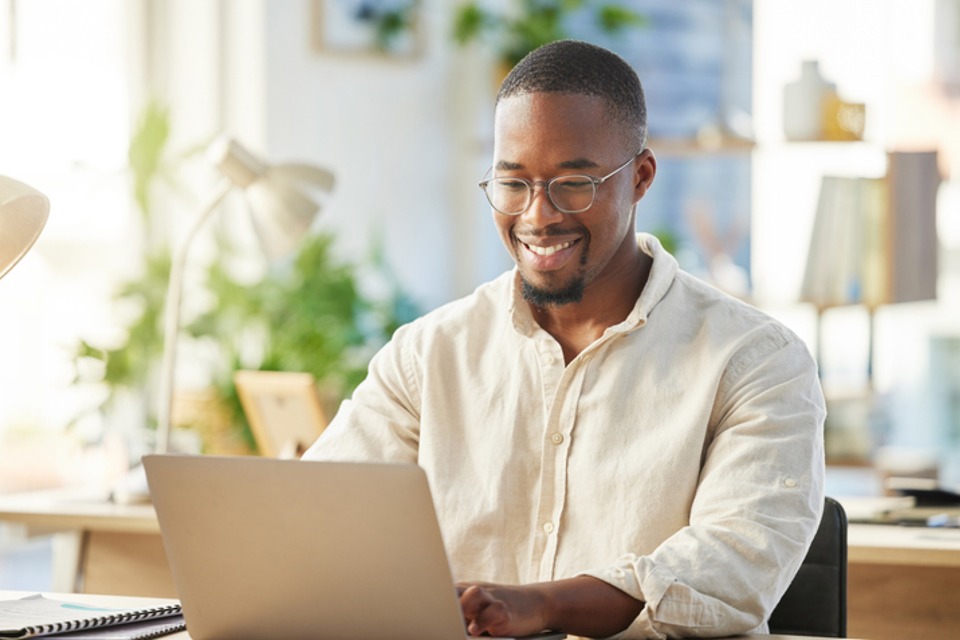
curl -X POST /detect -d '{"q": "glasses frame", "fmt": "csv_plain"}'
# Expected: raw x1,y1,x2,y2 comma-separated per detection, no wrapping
479,150,642,216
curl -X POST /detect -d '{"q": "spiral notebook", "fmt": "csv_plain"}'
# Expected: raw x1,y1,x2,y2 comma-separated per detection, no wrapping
0,594,184,639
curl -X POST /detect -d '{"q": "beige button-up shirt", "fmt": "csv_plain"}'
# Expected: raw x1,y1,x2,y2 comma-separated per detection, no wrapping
303,234,826,639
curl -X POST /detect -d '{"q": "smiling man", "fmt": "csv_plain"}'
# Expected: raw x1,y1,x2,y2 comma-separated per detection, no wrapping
303,40,825,639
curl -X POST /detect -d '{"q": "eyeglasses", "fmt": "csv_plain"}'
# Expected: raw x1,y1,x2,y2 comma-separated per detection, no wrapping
479,151,642,216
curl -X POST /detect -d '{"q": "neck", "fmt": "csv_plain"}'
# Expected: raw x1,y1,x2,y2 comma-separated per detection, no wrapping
529,248,651,364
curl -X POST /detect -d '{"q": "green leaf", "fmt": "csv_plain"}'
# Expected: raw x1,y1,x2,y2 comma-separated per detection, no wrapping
128,100,170,220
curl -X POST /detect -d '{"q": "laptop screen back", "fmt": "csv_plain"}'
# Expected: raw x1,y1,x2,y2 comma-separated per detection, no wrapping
144,454,468,640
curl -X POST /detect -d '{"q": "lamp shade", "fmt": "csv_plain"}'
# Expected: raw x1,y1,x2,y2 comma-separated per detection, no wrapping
0,175,49,281
208,137,335,260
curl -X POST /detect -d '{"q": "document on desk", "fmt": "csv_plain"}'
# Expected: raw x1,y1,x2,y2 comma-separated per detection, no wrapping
0,594,184,639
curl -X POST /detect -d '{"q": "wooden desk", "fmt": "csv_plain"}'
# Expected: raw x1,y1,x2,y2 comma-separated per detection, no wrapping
3,491,959,637
847,523,960,640
0,490,174,597
0,591,858,640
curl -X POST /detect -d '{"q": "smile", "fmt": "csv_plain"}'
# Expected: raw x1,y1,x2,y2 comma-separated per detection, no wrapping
523,239,577,256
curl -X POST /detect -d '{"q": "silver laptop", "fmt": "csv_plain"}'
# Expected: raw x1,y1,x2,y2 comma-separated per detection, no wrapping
143,454,564,640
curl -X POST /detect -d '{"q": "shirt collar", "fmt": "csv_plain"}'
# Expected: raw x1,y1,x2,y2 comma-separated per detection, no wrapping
507,232,679,336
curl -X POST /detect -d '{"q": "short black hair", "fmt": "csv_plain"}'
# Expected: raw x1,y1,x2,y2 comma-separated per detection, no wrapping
497,40,647,150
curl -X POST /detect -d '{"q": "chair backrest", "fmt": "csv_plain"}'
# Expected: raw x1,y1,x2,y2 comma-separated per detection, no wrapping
768,496,848,637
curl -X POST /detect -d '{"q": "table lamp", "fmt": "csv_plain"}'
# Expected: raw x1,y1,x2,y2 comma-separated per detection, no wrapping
113,137,334,504
0,174,49,281
155,136,336,454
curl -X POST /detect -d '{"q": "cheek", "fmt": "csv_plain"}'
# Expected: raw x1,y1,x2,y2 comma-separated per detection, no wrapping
492,213,516,247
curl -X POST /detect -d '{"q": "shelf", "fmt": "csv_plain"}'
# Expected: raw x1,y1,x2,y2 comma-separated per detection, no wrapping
647,134,755,157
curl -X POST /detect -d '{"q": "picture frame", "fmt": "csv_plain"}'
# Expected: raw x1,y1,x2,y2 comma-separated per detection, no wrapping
310,0,422,58
234,370,329,458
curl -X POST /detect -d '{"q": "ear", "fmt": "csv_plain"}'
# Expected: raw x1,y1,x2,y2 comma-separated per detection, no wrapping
632,149,657,203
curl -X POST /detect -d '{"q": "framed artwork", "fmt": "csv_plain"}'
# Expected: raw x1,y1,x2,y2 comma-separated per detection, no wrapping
234,370,329,458
311,0,422,57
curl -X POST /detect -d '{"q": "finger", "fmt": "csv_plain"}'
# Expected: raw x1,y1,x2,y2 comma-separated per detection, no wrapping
458,584,491,619
468,598,510,637
459,585,508,636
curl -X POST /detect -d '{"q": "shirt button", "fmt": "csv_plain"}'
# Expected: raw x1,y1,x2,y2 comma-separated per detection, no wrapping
783,478,798,488
543,522,555,534
551,433,564,445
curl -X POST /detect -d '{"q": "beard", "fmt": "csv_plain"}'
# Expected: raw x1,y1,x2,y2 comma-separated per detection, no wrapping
520,275,586,307
518,245,589,307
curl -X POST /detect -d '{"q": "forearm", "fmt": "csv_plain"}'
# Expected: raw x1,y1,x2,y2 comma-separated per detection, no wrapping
539,575,645,638
459,575,644,638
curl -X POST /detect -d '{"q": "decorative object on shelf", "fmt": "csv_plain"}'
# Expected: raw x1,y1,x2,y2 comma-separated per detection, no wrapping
0,174,49,281
783,59,866,141
452,0,646,72
311,0,422,57
823,95,866,141
783,60,837,141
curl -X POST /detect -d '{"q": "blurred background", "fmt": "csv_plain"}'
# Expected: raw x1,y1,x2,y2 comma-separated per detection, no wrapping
1,0,959,591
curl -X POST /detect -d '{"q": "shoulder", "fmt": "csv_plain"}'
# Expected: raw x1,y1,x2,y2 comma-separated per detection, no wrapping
391,270,515,348
666,270,814,369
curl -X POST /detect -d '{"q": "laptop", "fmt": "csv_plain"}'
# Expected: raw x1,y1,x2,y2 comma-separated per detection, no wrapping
143,454,565,640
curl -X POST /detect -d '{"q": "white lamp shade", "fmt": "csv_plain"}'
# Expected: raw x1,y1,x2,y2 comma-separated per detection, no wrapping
244,168,326,260
209,137,335,260
0,175,50,281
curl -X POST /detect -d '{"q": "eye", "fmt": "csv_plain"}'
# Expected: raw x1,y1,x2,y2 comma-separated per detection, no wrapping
553,176,594,191
496,178,529,192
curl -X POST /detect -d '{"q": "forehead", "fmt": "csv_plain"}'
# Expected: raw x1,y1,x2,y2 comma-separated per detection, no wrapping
493,93,625,166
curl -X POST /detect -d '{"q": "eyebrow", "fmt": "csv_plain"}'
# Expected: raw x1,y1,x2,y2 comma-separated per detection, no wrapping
494,157,601,172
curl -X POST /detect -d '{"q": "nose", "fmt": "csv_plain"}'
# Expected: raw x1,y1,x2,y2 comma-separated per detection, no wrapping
521,182,564,224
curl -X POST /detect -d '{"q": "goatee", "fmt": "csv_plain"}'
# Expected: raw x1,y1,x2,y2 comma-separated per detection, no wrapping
520,276,585,307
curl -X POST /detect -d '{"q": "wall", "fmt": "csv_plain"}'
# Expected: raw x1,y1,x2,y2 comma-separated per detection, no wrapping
221,0,509,312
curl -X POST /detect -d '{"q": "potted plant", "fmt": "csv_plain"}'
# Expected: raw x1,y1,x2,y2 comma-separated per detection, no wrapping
452,0,646,71
72,102,419,455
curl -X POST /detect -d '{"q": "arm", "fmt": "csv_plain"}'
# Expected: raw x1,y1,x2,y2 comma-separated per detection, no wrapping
582,334,826,638
301,324,421,463
458,576,644,638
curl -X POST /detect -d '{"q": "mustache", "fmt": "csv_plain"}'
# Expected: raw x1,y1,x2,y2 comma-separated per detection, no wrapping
512,225,585,238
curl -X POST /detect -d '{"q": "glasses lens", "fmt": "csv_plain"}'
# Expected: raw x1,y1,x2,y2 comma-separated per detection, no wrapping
485,179,530,215
549,176,596,213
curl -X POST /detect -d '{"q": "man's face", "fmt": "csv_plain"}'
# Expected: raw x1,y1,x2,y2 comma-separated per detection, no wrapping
491,92,652,307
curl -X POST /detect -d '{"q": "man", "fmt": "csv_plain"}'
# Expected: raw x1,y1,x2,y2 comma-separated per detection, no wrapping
303,40,825,639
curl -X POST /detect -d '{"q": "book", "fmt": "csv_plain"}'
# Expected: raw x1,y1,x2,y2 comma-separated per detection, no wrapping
0,595,184,639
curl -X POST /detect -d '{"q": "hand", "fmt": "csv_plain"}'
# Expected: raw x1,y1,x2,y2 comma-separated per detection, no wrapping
457,576,645,638
457,582,551,638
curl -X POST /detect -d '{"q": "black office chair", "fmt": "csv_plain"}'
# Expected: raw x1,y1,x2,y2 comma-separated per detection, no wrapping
768,496,848,637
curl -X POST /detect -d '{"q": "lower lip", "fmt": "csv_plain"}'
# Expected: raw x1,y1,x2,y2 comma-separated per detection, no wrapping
521,241,579,270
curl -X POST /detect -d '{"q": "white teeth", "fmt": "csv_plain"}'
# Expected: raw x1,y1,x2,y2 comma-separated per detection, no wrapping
526,240,573,256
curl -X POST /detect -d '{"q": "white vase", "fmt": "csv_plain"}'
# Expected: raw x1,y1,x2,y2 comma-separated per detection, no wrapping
783,60,836,141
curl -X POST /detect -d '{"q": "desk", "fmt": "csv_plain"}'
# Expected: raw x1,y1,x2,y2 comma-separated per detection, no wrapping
0,590,858,640
3,492,959,636
0,490,174,597
846,523,960,640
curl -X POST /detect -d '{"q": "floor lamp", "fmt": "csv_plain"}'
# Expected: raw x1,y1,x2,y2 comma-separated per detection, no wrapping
114,137,334,503
0,174,49,282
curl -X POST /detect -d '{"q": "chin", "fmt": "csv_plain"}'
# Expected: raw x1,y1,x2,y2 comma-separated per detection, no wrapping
520,275,585,307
